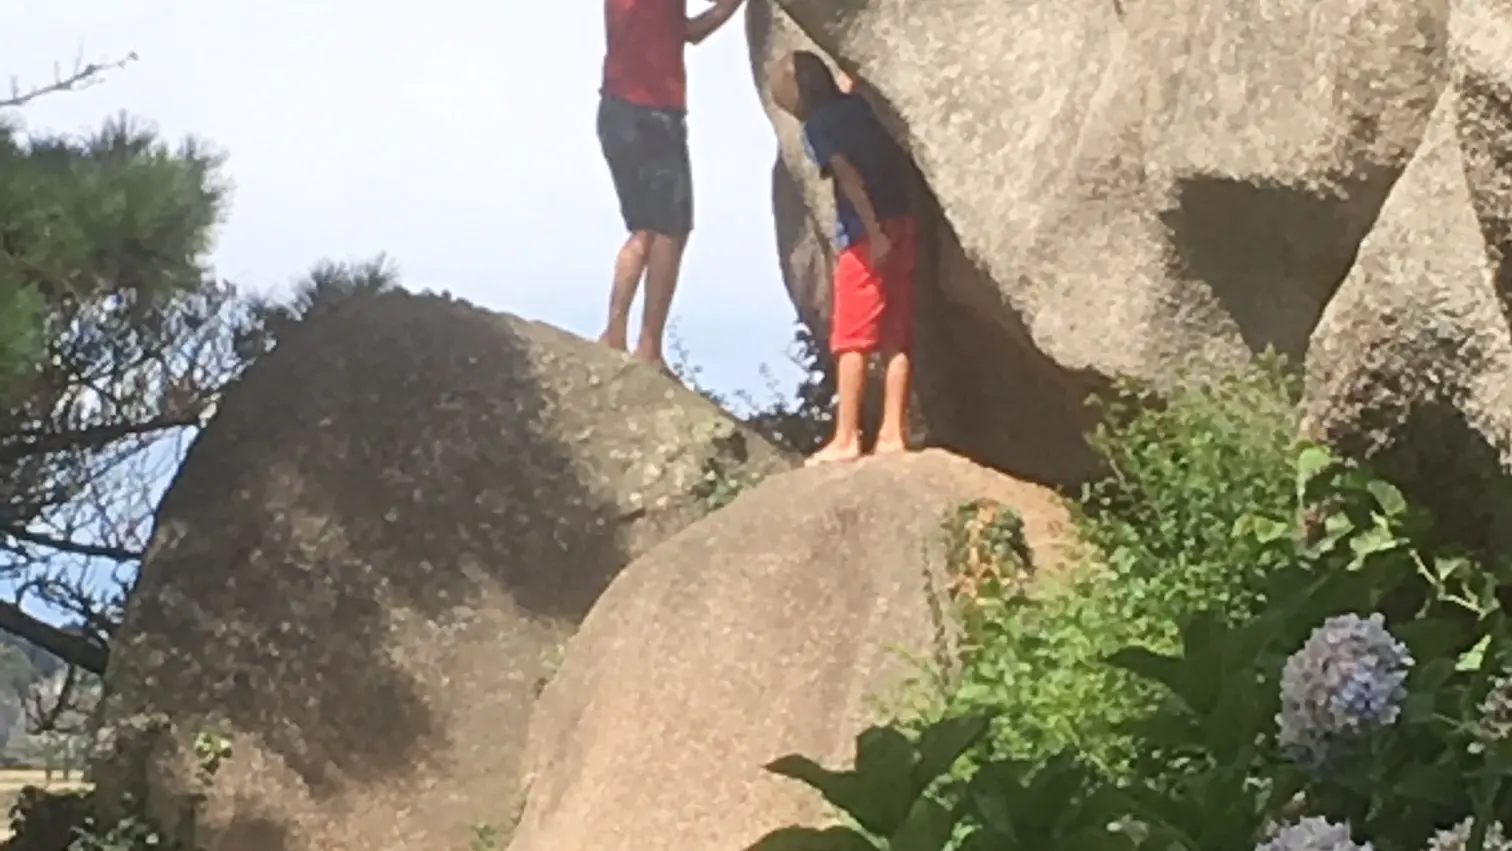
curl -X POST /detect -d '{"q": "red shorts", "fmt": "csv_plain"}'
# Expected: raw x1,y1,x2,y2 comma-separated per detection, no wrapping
831,215,918,355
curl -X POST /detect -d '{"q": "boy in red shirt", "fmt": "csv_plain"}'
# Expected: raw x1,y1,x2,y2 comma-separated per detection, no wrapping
598,0,744,373
770,51,918,465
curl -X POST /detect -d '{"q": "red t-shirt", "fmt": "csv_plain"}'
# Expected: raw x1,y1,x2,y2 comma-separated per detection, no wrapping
602,0,686,111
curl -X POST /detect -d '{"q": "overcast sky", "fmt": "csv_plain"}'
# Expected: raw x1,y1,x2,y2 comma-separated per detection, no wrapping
3,0,801,398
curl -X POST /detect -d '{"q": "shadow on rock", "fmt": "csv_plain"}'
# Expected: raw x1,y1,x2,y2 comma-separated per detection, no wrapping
97,292,795,850
1161,169,1395,362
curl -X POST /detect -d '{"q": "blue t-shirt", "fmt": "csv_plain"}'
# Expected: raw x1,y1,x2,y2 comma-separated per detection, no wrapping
801,95,911,249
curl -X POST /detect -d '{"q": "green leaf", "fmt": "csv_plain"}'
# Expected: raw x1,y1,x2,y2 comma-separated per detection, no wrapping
911,715,988,790
1103,646,1193,707
1296,445,1335,489
1113,712,1202,751
963,759,1033,836
1400,691,1440,726
1262,767,1308,814
744,826,880,851
764,756,895,837
1021,751,1093,830
1459,635,1491,672
1392,761,1459,806
1348,523,1402,560
887,797,956,851
1236,514,1290,544
853,727,919,831
1366,479,1407,518
854,727,916,781
1204,664,1263,763
956,829,1019,851
1397,619,1472,670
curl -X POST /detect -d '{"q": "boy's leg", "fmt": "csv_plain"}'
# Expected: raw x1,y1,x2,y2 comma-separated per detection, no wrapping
601,231,651,351
874,350,912,454
595,97,693,368
808,241,879,466
873,216,919,455
807,350,867,465
636,232,686,372
632,110,694,372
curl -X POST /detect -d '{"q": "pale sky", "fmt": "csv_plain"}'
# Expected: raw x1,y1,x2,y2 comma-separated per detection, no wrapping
3,0,802,398
2,2,803,631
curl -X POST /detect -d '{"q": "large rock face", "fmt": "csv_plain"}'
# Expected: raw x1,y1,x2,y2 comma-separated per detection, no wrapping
508,449,1070,851
97,292,795,851
749,0,1512,524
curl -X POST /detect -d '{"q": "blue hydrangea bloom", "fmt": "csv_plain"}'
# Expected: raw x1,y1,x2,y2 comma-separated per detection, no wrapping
1256,816,1371,851
1276,613,1413,767
1425,818,1512,851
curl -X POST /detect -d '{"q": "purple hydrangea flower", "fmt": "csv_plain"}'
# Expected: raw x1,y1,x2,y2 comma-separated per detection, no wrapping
1276,613,1413,766
1257,816,1371,851
1425,818,1512,851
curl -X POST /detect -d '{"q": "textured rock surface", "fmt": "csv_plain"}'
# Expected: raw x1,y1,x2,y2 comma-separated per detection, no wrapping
746,0,1512,514
97,292,795,851
508,449,1070,851
1303,86,1512,552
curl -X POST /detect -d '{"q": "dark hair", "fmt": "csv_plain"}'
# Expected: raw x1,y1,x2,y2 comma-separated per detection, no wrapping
790,50,842,116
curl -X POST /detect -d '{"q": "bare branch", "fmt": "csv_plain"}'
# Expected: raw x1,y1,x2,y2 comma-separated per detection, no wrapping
0,601,107,674
26,663,80,734
2,51,138,109
0,410,200,467
1,524,140,562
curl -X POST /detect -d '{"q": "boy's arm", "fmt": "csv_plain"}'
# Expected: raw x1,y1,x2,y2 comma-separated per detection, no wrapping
828,154,884,244
687,0,744,44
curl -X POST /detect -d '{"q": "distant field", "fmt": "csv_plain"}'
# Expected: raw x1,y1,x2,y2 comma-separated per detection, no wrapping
0,770,93,840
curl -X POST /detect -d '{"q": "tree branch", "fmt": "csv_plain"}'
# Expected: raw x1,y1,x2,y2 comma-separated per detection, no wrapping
0,602,107,675
0,411,199,467
1,524,140,562
2,52,138,109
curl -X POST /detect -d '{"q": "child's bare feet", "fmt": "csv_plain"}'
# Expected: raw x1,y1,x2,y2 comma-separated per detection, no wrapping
806,437,863,467
632,349,676,380
873,437,910,456
598,331,628,352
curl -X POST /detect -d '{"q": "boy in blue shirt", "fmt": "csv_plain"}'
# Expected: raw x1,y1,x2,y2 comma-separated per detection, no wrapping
770,51,919,465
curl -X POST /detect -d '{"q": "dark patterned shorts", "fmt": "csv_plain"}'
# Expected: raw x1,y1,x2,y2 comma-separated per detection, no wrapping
597,95,693,239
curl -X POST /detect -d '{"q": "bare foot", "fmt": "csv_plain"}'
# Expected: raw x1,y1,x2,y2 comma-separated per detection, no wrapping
599,331,628,352
632,349,674,379
805,439,863,467
873,437,910,456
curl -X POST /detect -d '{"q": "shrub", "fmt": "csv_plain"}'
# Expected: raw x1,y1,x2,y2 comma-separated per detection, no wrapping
936,359,1302,775
749,370,1512,851
668,320,835,457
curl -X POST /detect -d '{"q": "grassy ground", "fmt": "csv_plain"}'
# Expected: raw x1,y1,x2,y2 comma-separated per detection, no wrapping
0,769,92,840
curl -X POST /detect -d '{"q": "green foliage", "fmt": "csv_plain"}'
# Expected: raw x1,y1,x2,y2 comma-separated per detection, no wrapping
735,323,836,456
8,786,93,851
470,822,505,851
4,724,235,851
688,423,780,511
753,716,989,851
751,362,1512,851
0,113,223,387
0,111,245,671
670,320,835,457
232,254,402,359
1078,356,1301,620
935,360,1302,774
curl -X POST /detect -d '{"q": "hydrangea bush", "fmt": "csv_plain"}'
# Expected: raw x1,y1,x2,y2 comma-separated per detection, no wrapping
748,441,1512,851
1277,613,1414,768
1259,817,1372,851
